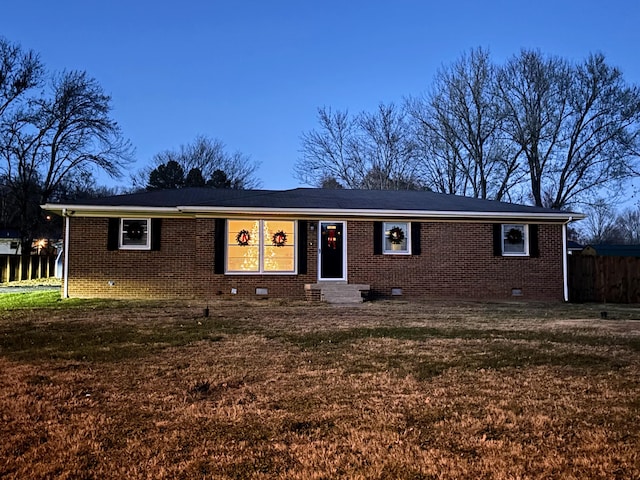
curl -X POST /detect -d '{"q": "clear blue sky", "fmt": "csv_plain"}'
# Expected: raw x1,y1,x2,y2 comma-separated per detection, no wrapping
3,1,639,191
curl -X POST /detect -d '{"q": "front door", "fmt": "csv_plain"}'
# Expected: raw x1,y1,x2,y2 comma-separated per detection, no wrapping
319,221,345,280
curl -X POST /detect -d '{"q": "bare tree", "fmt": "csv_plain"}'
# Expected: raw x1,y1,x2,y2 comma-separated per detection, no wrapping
295,107,361,188
615,206,640,244
579,199,623,244
498,50,640,208
296,104,421,190
1,65,133,274
0,38,44,117
408,47,523,200
135,135,261,190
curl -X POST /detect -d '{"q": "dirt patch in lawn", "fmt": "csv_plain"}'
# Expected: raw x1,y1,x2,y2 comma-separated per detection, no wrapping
1,300,639,479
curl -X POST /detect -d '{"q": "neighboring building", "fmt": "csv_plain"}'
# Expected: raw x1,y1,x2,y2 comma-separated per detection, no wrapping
43,188,583,302
0,229,21,255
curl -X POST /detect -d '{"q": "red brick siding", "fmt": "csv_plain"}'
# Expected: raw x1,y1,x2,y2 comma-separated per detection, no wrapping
66,217,564,301
347,221,564,301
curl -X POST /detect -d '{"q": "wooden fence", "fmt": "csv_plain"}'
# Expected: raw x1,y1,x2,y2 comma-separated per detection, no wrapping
569,255,640,303
0,254,58,283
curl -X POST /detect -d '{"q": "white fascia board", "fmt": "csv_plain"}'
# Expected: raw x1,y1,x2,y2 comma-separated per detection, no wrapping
42,203,584,222
180,206,585,222
42,204,180,217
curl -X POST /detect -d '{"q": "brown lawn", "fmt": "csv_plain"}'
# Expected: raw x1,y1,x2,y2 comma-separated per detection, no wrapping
1,299,639,479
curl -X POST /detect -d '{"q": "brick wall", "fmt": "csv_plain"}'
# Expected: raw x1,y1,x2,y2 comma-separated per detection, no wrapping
66,217,564,301
348,220,564,301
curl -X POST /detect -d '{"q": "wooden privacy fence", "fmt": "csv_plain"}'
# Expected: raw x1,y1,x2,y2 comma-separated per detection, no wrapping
569,255,640,303
0,254,57,283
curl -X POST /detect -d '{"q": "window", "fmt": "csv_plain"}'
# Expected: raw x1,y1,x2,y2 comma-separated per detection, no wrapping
120,218,150,250
502,224,528,256
226,219,296,273
383,222,411,254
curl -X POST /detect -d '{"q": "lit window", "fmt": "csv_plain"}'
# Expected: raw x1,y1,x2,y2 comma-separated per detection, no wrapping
383,222,411,254
502,224,528,256
227,220,296,273
120,219,150,250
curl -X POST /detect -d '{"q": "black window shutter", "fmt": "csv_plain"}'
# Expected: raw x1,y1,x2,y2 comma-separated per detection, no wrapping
298,220,308,274
107,218,119,251
214,219,226,274
411,222,421,255
493,223,503,256
373,222,382,255
529,224,540,258
151,219,162,251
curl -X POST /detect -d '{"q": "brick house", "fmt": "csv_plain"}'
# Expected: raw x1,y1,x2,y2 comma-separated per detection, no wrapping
43,187,582,302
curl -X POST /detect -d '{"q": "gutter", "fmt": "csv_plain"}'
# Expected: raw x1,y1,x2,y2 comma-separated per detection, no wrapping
62,208,70,299
562,216,575,302
42,203,584,223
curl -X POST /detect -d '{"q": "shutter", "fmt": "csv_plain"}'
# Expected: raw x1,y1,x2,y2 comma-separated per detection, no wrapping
214,219,226,274
493,224,503,256
411,222,421,255
373,222,382,255
107,218,119,251
529,224,540,258
150,219,162,251
298,220,308,274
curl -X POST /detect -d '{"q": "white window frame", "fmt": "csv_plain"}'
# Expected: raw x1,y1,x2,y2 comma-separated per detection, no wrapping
502,224,529,256
226,219,297,274
383,221,411,255
119,218,151,250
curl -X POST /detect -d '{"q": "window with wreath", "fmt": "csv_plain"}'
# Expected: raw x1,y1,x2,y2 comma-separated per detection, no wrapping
226,219,296,273
502,224,528,256
120,218,150,249
383,222,411,254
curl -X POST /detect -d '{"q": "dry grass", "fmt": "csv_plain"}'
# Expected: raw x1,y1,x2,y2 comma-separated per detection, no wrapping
1,300,639,479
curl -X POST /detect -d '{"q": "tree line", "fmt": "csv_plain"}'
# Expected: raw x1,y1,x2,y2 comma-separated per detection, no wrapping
295,48,640,210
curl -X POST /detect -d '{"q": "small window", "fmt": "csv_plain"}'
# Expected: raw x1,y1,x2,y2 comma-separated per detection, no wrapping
120,218,150,250
383,222,411,254
502,224,528,256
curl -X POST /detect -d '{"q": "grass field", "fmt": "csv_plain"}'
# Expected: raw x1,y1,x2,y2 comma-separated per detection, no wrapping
1,294,639,479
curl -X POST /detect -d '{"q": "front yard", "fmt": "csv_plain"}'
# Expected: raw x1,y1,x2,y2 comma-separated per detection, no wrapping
1,295,639,479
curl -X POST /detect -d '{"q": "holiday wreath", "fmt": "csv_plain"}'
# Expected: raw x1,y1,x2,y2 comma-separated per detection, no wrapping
236,229,251,246
506,227,523,244
388,226,405,244
125,221,145,240
272,230,287,247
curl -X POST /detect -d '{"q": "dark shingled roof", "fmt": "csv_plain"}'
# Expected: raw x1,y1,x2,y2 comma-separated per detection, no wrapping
51,187,574,216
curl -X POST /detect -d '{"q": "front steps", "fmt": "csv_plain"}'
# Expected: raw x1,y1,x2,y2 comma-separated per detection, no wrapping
304,282,370,304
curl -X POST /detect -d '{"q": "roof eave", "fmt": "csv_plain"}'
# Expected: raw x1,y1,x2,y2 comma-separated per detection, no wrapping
42,203,584,222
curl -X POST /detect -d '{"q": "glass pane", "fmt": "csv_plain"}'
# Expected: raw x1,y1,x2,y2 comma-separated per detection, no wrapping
263,220,295,272
228,220,259,247
503,224,525,254
263,246,294,271
227,245,260,272
383,222,408,252
122,219,148,246
227,220,260,272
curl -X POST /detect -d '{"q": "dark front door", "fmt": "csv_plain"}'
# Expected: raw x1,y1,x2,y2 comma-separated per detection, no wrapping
319,222,345,280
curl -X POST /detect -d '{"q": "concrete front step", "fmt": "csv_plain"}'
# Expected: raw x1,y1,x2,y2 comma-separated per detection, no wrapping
304,282,370,304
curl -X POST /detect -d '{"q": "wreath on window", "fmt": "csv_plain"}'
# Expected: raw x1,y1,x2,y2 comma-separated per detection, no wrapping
272,230,287,247
506,227,523,244
388,226,405,245
125,221,145,240
236,229,251,246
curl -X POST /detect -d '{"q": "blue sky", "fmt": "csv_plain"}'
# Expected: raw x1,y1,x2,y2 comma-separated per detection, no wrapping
3,1,639,191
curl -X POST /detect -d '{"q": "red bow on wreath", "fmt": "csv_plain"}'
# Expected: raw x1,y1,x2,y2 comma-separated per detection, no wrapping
327,229,336,249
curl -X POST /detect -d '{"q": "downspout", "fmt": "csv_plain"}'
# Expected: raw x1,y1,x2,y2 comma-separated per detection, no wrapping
62,209,70,299
562,217,573,302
